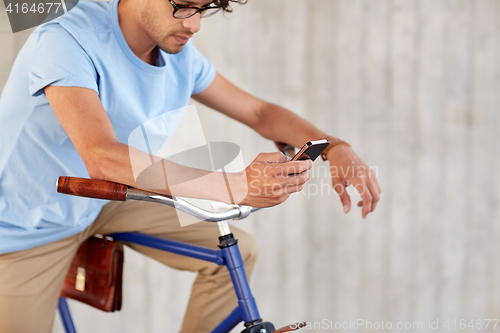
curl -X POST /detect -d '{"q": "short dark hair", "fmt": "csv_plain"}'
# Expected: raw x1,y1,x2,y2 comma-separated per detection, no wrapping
213,0,247,13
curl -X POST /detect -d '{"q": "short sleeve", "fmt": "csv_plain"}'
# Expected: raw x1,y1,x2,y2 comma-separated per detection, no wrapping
190,44,216,95
29,23,99,97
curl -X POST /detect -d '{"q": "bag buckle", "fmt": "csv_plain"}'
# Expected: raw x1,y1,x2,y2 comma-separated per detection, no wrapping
76,267,86,291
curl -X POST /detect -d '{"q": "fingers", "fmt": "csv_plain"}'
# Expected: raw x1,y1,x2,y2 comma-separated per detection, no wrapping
332,178,351,214
360,169,381,213
270,169,310,193
282,160,313,175
257,152,288,163
350,173,382,218
283,169,311,185
254,153,312,175
244,153,312,208
275,182,307,196
370,169,382,206
254,177,307,207
337,177,380,218
355,180,372,218
270,169,310,195
260,160,312,177
366,177,381,212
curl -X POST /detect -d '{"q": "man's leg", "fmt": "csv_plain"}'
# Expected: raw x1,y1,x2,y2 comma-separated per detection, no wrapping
91,200,259,333
0,234,81,333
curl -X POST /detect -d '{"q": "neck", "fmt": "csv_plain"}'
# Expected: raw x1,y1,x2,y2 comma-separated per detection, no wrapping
117,0,157,65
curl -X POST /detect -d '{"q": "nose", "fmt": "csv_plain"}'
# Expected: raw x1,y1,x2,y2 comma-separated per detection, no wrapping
182,13,201,34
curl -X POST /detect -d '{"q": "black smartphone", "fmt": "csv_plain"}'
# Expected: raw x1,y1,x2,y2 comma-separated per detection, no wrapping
291,139,330,162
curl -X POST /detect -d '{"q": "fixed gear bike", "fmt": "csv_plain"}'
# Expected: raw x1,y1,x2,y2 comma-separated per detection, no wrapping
56,175,306,333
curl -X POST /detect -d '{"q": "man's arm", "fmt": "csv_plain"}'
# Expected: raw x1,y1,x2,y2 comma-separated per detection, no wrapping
193,73,325,147
193,73,382,218
45,85,312,208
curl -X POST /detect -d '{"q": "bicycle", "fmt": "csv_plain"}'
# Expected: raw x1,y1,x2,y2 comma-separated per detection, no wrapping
55,175,306,333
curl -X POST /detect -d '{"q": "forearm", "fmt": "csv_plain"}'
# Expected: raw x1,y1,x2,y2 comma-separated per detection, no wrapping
253,102,329,148
194,75,332,148
87,141,241,204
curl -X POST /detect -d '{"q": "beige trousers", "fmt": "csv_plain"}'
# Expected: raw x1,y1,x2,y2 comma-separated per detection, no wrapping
0,200,258,333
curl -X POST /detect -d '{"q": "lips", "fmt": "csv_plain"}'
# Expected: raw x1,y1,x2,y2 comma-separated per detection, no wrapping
173,35,190,44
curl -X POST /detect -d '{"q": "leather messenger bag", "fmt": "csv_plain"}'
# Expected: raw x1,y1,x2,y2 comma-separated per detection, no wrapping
60,235,124,312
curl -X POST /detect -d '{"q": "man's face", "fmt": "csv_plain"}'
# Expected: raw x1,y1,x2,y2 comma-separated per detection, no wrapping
141,0,213,54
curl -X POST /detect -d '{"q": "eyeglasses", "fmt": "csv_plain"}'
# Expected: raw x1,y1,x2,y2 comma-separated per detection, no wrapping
168,0,222,19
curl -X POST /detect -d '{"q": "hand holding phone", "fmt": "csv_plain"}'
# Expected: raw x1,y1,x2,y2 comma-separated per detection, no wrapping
285,140,329,176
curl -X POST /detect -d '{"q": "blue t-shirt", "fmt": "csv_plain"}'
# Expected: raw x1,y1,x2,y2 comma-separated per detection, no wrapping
0,0,216,254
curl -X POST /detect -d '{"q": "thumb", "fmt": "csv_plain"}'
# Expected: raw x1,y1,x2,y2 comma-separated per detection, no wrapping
260,152,287,163
332,178,351,214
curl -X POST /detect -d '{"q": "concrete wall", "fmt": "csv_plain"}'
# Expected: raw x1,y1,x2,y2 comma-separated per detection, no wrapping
1,0,499,332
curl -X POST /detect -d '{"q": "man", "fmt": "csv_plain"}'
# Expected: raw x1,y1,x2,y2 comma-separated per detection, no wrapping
0,0,381,332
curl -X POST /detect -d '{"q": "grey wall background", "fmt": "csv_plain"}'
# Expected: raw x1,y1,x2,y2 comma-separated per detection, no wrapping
1,0,499,332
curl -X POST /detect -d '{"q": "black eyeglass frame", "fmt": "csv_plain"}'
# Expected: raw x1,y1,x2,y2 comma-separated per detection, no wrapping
168,0,222,19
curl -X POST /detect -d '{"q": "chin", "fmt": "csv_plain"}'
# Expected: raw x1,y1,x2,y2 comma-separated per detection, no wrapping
158,43,184,55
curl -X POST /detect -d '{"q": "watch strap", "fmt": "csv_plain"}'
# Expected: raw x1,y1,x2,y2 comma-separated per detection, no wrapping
321,136,351,161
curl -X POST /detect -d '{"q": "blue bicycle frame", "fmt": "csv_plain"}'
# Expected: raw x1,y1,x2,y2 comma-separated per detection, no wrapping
58,231,269,333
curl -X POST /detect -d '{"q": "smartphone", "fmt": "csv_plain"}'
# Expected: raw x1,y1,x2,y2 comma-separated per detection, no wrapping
291,139,330,162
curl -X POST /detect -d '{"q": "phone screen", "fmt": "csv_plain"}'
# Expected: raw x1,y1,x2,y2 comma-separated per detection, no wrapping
291,139,330,162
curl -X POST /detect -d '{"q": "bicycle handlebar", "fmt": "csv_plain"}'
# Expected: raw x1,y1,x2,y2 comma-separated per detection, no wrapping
56,146,305,333
56,176,259,222
57,176,128,201
56,145,296,221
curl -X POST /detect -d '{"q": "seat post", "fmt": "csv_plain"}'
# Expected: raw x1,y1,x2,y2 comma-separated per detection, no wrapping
216,220,231,236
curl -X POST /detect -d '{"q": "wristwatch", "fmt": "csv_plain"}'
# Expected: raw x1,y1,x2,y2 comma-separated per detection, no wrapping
321,136,351,161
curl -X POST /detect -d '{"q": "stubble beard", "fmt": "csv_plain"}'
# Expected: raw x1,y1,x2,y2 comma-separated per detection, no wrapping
150,29,186,55
141,6,187,55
